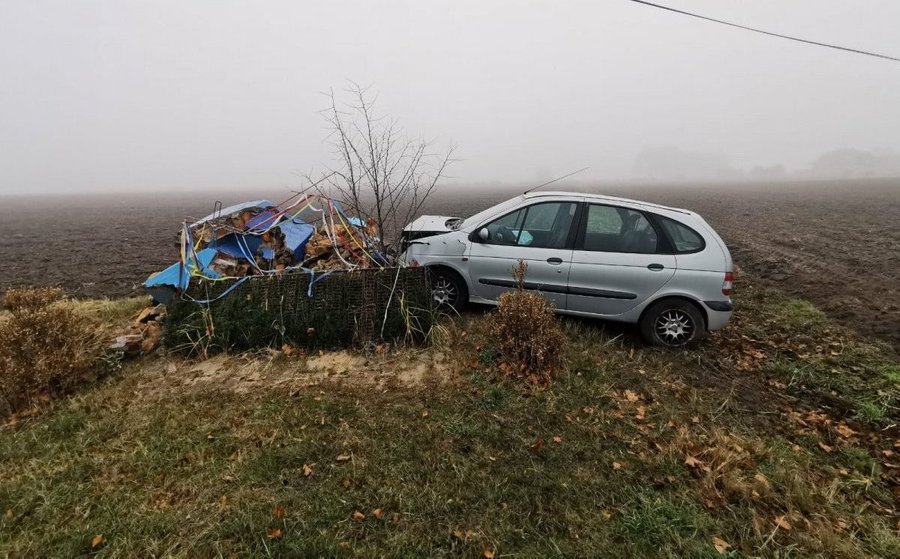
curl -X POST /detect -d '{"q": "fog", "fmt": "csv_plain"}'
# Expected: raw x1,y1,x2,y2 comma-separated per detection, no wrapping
1,0,899,195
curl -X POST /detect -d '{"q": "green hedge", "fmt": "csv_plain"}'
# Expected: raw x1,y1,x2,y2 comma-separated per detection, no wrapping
164,268,433,354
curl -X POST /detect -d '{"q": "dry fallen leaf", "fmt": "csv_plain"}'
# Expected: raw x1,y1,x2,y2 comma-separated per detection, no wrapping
635,405,646,421
712,536,730,554
684,455,704,469
624,390,640,402
302,464,313,477
336,454,351,462
883,449,895,458
352,511,366,521
483,550,495,559
91,534,105,548
552,436,562,444
273,504,285,519
267,528,283,540
835,424,857,438
612,461,623,470
372,508,384,519
529,438,544,452
818,441,834,453
775,515,792,531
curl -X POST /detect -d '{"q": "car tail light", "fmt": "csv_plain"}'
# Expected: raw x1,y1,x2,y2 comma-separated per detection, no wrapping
722,272,733,296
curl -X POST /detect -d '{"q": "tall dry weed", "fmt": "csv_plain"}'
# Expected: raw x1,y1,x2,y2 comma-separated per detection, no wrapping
0,287,105,415
484,260,566,384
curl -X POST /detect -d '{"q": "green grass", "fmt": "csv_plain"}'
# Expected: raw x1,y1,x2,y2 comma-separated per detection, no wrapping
855,400,888,422
878,364,900,384
0,283,898,557
72,296,149,324
724,284,899,425
774,298,828,332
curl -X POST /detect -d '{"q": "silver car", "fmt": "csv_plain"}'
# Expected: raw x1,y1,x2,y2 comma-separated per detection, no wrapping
400,191,734,347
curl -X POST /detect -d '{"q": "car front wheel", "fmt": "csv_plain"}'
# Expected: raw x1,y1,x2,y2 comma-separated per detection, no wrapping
428,268,467,312
640,299,706,347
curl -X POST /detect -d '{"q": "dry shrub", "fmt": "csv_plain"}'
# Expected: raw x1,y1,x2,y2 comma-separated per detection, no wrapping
484,261,566,384
0,287,105,415
2,286,65,312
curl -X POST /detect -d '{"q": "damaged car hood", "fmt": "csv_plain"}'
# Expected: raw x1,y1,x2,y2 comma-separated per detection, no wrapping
402,215,461,234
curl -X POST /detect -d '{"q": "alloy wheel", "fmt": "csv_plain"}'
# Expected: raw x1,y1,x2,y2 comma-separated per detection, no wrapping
654,309,694,346
432,276,457,306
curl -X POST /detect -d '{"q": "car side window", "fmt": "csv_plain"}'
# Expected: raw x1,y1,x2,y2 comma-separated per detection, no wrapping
483,202,577,248
484,208,525,244
582,204,659,254
658,216,705,253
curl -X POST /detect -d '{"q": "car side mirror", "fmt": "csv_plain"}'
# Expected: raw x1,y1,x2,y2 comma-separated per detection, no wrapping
477,228,489,242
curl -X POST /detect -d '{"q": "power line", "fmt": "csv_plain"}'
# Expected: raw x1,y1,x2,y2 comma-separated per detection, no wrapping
628,0,900,63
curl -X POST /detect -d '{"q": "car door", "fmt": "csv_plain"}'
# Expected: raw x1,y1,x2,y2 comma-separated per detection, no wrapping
567,203,675,316
467,200,579,309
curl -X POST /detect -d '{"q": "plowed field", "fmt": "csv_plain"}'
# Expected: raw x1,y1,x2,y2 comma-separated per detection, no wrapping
2,179,897,350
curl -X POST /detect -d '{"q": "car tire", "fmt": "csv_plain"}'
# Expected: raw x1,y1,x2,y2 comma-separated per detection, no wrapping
428,268,467,312
640,299,706,348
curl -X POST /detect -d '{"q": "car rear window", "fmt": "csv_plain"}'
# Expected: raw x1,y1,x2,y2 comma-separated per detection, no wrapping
658,216,705,253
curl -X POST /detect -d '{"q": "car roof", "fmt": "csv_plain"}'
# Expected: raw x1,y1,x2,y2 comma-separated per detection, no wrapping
523,190,691,215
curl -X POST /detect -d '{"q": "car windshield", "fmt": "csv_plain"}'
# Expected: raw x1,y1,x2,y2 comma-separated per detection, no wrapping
457,195,525,230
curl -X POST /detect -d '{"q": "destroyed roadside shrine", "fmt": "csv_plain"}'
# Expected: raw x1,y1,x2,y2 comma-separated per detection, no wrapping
129,193,431,356
144,193,390,305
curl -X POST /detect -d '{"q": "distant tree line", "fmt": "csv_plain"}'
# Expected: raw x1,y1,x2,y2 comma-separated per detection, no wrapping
632,146,900,182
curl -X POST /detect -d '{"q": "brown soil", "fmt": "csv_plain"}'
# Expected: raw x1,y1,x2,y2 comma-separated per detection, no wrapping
1,179,897,350
129,349,451,401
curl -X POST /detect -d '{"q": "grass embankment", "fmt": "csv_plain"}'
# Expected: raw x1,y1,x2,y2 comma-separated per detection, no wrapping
0,280,898,557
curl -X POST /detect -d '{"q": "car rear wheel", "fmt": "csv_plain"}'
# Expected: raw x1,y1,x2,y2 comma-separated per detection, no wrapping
640,299,705,347
428,268,467,312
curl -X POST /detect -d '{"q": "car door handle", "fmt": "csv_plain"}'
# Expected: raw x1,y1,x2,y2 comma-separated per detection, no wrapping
546,257,564,265
647,263,665,271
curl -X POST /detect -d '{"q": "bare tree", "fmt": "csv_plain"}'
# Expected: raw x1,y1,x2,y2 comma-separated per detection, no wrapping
308,84,455,256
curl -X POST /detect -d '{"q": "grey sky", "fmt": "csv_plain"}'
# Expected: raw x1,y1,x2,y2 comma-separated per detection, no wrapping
1,0,898,194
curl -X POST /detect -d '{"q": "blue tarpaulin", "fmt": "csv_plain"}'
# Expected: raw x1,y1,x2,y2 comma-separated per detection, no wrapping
210,233,263,259
278,219,315,258
244,209,280,232
144,247,220,303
